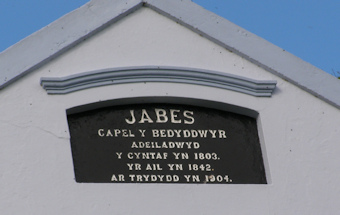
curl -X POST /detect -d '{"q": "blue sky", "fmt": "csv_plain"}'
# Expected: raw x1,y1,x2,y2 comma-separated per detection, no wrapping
1,0,339,77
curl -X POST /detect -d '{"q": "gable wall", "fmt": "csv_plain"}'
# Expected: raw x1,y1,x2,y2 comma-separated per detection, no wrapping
1,8,340,214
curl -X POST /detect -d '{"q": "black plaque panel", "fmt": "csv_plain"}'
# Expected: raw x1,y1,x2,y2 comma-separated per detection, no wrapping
67,103,267,184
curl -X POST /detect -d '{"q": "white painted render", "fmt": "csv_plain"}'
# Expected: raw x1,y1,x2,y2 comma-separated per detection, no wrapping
1,6,340,215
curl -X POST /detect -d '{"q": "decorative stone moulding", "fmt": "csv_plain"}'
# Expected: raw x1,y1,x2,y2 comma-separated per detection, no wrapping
40,66,277,97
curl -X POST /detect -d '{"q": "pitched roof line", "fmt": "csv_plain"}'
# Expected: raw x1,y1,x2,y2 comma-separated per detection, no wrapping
1,0,339,109
0,0,143,89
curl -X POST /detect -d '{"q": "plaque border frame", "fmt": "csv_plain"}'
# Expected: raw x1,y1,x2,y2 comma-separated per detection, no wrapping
65,96,271,184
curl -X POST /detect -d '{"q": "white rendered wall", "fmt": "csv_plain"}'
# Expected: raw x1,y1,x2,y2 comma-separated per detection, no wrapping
1,8,340,214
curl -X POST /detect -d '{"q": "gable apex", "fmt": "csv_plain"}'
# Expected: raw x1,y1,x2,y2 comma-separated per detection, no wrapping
0,0,339,109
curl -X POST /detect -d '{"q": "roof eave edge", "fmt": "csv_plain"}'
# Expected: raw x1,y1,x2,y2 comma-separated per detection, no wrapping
0,0,144,90
144,0,340,110
1,0,339,110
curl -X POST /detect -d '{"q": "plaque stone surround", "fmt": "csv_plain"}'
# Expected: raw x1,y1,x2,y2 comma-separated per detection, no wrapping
67,103,267,184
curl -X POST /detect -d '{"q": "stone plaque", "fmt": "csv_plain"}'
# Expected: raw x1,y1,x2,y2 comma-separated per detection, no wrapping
67,103,267,184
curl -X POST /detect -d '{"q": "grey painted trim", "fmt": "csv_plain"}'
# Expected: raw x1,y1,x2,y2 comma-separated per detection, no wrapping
0,0,143,89
40,66,277,96
144,0,340,110
1,0,340,109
